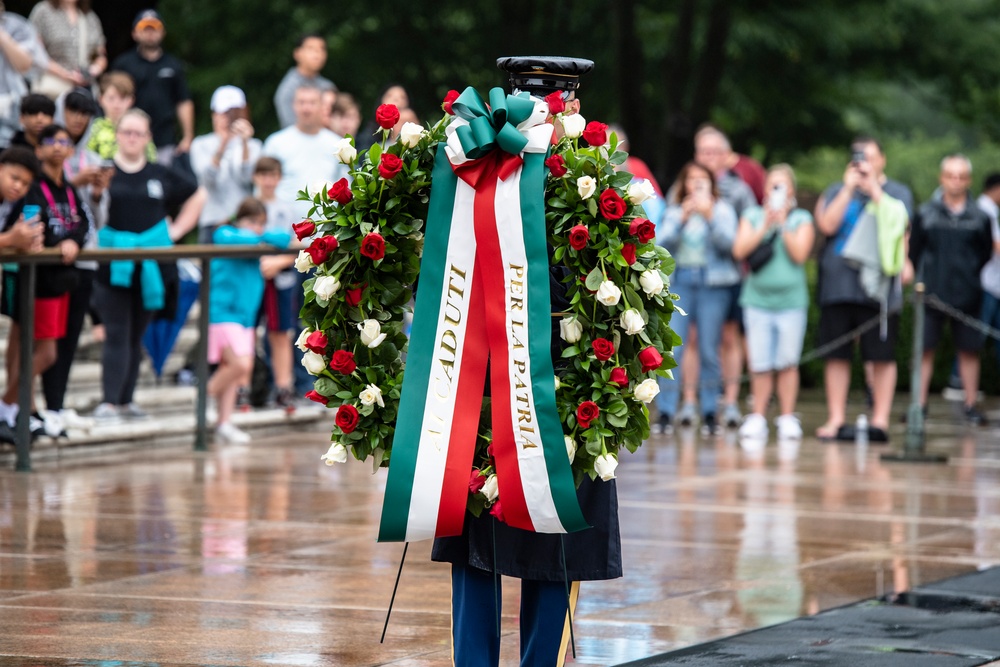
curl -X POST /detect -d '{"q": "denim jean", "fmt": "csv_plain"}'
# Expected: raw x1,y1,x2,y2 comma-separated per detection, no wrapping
656,267,734,418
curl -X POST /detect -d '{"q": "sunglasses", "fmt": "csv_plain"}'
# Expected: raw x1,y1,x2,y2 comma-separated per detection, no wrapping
42,138,73,147
117,129,149,139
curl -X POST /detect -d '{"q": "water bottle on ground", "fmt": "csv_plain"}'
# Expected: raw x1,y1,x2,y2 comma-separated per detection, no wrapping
855,414,869,447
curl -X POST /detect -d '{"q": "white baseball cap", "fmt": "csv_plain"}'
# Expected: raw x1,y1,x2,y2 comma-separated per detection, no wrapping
210,85,246,114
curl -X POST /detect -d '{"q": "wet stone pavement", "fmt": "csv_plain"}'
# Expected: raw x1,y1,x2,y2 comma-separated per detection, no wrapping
1,393,999,666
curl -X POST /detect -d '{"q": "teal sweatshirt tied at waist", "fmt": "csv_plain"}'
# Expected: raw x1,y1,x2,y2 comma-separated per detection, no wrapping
97,219,173,310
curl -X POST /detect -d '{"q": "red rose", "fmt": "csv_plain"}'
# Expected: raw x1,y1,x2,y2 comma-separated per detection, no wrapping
360,232,386,261
592,338,615,361
330,350,356,375
327,178,353,205
629,218,656,243
304,330,328,354
621,242,637,265
345,286,364,307
490,499,505,522
292,219,315,241
304,390,329,406
598,189,627,220
568,224,590,251
335,404,360,433
305,235,339,265
577,401,600,429
582,121,608,147
544,154,567,178
610,367,629,388
639,346,663,373
544,91,565,115
375,103,400,130
378,153,403,180
469,469,486,494
442,89,460,115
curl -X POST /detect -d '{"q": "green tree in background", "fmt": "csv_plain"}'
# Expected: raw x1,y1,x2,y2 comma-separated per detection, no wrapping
156,0,1000,189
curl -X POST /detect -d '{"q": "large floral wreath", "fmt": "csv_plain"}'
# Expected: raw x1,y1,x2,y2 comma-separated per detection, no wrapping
299,90,678,518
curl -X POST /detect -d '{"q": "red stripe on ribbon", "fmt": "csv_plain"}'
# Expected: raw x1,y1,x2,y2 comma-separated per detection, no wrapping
472,171,533,532
435,268,490,537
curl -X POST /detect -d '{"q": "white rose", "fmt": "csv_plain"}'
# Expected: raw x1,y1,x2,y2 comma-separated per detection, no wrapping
295,328,311,352
313,275,341,301
333,137,357,164
596,281,622,306
301,351,327,375
565,436,577,464
627,179,656,206
561,113,586,139
482,474,499,502
309,181,332,197
294,250,315,273
398,122,424,148
406,232,424,257
359,383,385,408
594,453,618,481
358,319,387,348
554,376,561,391
639,270,665,296
619,309,645,335
559,316,583,343
633,378,660,404
577,175,597,200
321,442,348,465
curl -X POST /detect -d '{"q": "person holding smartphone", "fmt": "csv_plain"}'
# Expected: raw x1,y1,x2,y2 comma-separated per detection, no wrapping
190,85,260,243
655,161,740,436
732,165,815,443
0,128,88,436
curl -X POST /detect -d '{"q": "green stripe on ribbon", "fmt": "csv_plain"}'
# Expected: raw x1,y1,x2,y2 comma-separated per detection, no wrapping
378,145,459,542
520,151,589,533
452,87,535,160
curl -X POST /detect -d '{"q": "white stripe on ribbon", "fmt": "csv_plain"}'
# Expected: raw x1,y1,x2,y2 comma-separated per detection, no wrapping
494,169,565,533
404,180,478,541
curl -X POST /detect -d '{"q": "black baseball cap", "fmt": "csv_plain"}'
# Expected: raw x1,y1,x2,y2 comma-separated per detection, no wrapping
496,56,595,96
133,9,164,30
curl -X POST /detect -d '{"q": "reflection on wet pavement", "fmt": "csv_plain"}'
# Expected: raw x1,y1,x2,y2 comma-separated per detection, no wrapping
1,399,998,666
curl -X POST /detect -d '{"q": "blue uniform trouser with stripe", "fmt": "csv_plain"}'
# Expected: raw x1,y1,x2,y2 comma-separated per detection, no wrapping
451,563,571,667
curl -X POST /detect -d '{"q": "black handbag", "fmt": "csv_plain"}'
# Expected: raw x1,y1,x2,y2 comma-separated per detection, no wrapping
746,233,777,273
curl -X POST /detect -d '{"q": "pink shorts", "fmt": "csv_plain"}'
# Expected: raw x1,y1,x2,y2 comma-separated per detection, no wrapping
207,323,256,364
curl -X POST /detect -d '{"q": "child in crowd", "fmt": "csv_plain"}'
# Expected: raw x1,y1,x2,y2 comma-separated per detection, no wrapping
208,196,290,442
87,71,155,162
10,94,55,149
253,157,300,411
329,92,362,138
1,129,90,437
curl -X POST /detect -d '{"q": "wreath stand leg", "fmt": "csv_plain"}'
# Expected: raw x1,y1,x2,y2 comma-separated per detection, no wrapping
560,536,577,659
380,542,409,643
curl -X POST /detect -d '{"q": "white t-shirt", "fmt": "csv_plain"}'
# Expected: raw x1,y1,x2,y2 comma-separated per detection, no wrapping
262,125,348,220
977,194,1000,298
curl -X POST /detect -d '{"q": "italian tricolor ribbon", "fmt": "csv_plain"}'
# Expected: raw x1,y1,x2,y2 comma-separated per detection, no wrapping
378,87,588,542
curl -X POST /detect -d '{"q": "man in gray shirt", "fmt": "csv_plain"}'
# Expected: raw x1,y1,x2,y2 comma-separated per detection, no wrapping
273,34,336,129
0,3,48,147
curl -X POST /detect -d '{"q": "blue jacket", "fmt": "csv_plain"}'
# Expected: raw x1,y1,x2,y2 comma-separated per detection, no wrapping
209,225,291,327
657,200,740,287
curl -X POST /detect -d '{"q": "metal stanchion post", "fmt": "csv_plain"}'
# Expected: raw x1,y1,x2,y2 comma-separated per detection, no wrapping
882,282,947,463
14,264,36,472
194,258,211,452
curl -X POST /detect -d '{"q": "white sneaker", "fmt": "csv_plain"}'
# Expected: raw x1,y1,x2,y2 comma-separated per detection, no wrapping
92,403,121,423
738,413,769,439
121,402,149,420
775,414,803,440
215,421,251,444
0,400,17,426
54,408,94,430
39,410,66,438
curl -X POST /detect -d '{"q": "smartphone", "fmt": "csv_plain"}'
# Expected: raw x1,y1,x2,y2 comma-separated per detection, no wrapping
768,184,787,212
693,180,710,197
21,204,41,225
851,148,867,165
